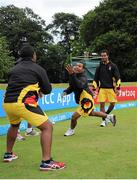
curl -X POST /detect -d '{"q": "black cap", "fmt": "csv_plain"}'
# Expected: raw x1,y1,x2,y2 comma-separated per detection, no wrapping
20,45,34,58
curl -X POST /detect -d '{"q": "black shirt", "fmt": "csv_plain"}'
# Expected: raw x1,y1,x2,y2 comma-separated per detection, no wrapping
93,61,120,88
64,71,93,104
4,57,52,103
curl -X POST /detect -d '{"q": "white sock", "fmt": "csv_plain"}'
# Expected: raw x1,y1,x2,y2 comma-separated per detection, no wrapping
26,128,33,133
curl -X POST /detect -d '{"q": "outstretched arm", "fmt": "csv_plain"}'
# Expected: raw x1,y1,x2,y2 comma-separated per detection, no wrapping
38,67,52,95
65,64,87,89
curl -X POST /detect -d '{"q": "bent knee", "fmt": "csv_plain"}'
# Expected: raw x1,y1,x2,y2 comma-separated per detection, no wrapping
89,110,95,116
72,115,78,121
11,123,20,127
38,120,53,131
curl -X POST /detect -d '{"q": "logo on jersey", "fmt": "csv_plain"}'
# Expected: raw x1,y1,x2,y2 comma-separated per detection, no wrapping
109,66,112,71
81,98,93,113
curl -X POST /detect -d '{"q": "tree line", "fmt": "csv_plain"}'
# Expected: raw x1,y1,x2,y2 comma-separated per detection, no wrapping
0,0,137,82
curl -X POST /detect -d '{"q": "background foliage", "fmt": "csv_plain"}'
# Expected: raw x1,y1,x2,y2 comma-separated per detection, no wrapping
0,36,14,80
80,0,137,81
0,0,137,82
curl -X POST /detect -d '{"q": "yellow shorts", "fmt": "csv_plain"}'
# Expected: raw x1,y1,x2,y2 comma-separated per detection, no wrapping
3,103,48,127
97,88,117,102
76,90,95,116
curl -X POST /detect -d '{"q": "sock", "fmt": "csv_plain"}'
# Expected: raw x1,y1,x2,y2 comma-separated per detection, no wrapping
106,110,111,114
102,111,109,120
42,159,51,164
5,152,12,155
26,128,33,133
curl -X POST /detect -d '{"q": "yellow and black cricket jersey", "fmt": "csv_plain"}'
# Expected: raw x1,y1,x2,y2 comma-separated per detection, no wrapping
4,57,52,104
64,72,94,115
93,61,121,89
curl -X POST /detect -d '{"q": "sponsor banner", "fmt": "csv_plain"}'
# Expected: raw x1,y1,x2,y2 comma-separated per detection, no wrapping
0,90,5,117
0,124,10,136
39,88,77,110
49,112,73,123
0,89,77,117
117,86,137,101
0,86,137,117
92,86,137,103
0,121,28,136
95,101,137,111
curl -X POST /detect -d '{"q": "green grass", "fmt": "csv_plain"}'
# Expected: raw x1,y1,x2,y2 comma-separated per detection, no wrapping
0,107,137,179
121,82,137,86
0,84,7,90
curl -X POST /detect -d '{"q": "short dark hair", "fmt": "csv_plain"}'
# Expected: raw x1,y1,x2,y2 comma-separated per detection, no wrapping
20,45,34,58
79,61,86,69
100,49,109,55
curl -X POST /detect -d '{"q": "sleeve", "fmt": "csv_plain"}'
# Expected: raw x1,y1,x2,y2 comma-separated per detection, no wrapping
69,73,87,89
37,66,52,94
92,66,100,89
113,64,121,89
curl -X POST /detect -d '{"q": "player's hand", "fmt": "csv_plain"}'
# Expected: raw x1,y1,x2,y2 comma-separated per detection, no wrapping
65,64,74,75
61,92,67,98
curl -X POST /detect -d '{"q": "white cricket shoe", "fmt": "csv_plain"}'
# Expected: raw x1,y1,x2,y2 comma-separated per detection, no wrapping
64,128,75,136
25,129,40,136
105,114,116,126
16,133,25,141
100,121,106,127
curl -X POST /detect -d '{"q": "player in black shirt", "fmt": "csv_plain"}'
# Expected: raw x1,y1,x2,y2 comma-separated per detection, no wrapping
92,50,121,127
63,63,116,136
3,45,65,170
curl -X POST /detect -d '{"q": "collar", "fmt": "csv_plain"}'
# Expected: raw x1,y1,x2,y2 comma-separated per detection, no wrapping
21,57,32,61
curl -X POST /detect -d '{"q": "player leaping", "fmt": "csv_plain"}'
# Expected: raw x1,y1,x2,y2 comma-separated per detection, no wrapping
63,62,116,137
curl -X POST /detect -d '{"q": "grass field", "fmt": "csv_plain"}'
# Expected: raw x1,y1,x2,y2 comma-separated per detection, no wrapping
0,107,137,179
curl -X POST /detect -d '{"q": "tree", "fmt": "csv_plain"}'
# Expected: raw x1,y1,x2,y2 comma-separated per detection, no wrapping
0,5,68,82
0,5,53,59
80,0,137,81
39,44,66,82
47,12,82,54
0,36,14,80
90,30,135,80
46,13,83,82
